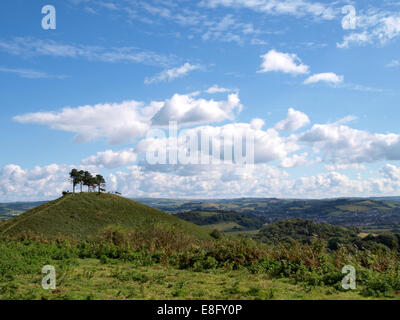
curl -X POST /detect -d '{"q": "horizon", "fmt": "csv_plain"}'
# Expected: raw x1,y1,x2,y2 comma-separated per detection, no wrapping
2,194,400,205
2,1,400,202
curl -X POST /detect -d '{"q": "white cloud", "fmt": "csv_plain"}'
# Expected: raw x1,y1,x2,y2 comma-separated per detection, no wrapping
0,67,67,79
14,93,242,143
337,31,370,48
380,164,400,181
201,14,260,44
0,37,173,67
14,100,156,145
250,118,265,130
82,149,137,169
338,8,400,48
259,50,310,75
0,164,71,202
144,63,201,84
275,108,310,132
304,72,344,85
150,93,242,126
387,59,400,67
280,153,309,168
201,0,337,20
137,121,299,164
205,85,232,94
324,164,366,171
300,122,400,164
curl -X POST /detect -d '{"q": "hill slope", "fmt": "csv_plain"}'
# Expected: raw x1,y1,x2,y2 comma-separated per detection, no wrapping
0,193,212,240
254,219,360,244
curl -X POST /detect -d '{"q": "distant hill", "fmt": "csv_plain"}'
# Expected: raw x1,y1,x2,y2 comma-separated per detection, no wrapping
254,219,360,245
136,197,400,229
254,219,400,252
0,201,47,220
0,193,211,240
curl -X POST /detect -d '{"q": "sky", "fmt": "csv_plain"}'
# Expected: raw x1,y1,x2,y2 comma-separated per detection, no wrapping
1,0,400,201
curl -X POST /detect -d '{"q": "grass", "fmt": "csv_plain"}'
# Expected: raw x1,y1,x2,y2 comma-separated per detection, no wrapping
2,258,383,300
0,193,212,241
1,232,400,300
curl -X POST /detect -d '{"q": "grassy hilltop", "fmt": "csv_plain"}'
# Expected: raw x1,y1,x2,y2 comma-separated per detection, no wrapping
0,193,211,241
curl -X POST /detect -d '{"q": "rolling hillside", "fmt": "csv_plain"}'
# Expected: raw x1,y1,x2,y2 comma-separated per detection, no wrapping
0,193,212,240
138,197,400,230
0,201,46,220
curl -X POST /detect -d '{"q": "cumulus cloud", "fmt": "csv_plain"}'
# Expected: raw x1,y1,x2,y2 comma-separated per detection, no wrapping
150,93,242,126
259,50,309,75
304,72,344,85
144,63,201,84
137,121,299,165
380,164,400,181
280,153,310,168
300,122,400,164
274,108,310,132
13,100,156,145
82,149,137,169
250,118,265,130
0,164,71,202
14,93,241,144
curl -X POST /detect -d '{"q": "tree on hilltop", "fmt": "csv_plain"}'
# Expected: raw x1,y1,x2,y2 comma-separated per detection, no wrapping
69,169,79,193
78,170,85,192
94,174,106,194
83,171,93,192
69,169,106,193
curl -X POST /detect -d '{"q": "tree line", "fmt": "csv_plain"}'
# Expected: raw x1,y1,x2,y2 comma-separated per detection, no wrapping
69,169,106,194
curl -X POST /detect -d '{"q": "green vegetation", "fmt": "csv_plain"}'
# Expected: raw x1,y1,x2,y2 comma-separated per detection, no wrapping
138,197,400,232
69,169,106,194
175,211,264,232
254,219,400,253
2,195,400,300
0,193,211,241
1,225,400,300
255,219,360,245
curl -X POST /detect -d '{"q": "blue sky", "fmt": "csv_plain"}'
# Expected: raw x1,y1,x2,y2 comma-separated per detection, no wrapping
1,0,400,201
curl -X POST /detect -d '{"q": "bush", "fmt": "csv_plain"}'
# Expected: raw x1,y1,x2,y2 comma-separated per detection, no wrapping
210,229,222,240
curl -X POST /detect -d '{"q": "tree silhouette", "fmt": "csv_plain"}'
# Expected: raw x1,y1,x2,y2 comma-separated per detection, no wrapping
94,174,106,194
69,169,79,193
78,170,85,192
69,169,106,193
83,171,93,192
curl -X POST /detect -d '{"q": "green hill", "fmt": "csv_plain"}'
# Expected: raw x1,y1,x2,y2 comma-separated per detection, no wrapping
254,219,360,245
0,193,212,240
